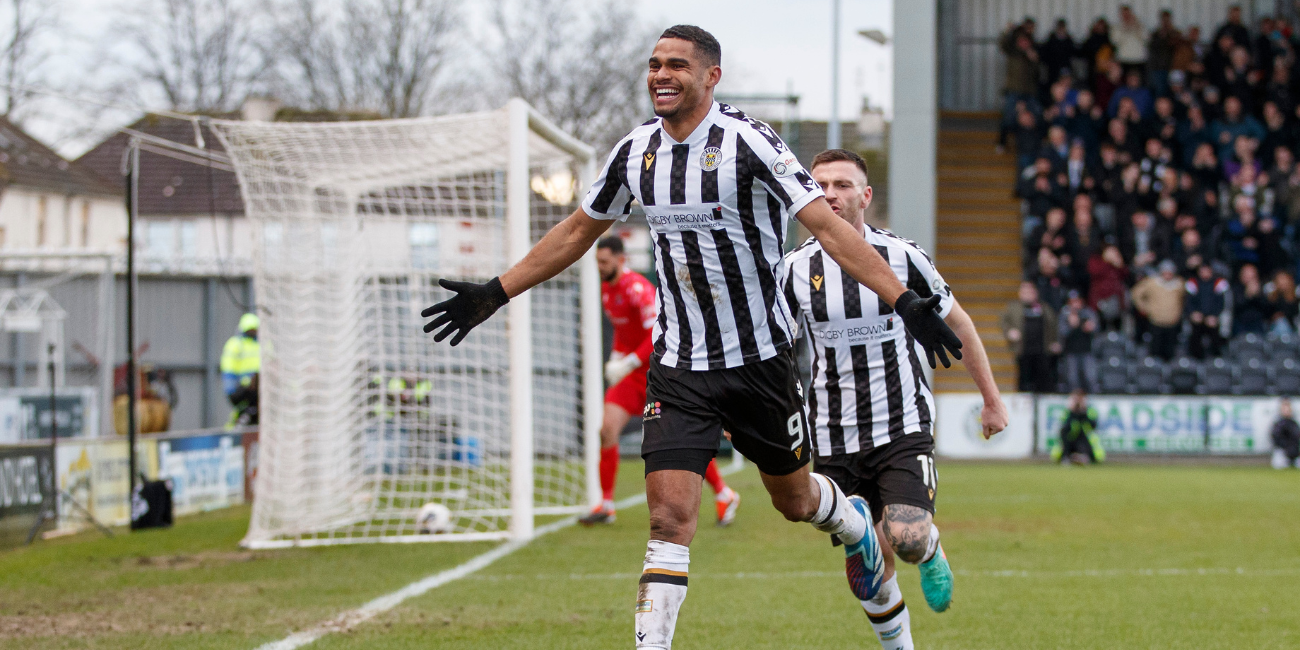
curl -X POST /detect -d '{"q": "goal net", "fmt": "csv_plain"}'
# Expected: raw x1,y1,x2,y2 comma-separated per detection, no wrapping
211,100,601,548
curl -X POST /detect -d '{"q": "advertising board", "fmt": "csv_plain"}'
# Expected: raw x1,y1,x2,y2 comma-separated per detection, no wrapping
1035,395,1276,455
934,393,1035,459
157,433,245,515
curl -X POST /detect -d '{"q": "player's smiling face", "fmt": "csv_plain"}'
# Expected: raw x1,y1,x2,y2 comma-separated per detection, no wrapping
647,38,718,120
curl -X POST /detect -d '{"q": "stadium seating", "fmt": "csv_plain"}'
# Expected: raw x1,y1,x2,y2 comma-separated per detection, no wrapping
1133,357,1165,395
1274,358,1300,395
1229,333,1268,366
1236,358,1269,396
1200,358,1234,395
1097,356,1129,394
1168,357,1199,395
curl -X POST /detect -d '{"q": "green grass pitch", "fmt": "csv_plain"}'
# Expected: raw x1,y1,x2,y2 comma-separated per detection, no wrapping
2,461,1298,649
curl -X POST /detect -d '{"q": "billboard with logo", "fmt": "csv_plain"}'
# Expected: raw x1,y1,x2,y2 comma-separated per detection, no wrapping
156,433,245,515
0,446,54,545
935,393,1035,459
1035,395,1276,455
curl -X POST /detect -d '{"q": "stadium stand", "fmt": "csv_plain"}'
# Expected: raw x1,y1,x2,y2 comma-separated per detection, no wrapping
976,8,1300,395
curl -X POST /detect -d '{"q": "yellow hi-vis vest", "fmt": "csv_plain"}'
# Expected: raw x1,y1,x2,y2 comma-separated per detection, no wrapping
220,335,261,385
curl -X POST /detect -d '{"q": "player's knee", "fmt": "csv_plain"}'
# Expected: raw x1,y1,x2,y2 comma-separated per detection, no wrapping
885,521,930,564
770,492,815,522
648,503,695,541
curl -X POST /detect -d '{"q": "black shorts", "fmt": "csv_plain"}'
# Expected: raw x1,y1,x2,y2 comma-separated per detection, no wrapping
813,432,937,525
641,349,810,477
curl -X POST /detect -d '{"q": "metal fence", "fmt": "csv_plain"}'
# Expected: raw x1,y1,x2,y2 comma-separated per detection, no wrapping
0,271,253,433
938,0,1268,112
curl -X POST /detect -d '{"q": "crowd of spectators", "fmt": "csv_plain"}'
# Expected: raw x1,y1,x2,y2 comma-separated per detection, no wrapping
1000,5,1300,394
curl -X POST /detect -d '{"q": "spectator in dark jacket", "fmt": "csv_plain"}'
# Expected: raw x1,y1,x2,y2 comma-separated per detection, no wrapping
1119,210,1169,276
1177,104,1214,168
1232,263,1274,336
1019,158,1070,217
1002,281,1062,393
1067,89,1106,152
1013,107,1045,171
1212,5,1249,49
1040,19,1077,84
1079,18,1114,84
1029,246,1074,311
1147,10,1179,96
1269,270,1299,336
1001,21,1041,148
1173,228,1208,279
1026,206,1071,266
1059,290,1100,392
1211,96,1265,161
1185,263,1229,358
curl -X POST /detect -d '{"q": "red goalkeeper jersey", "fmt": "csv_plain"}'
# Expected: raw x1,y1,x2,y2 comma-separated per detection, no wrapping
602,268,657,365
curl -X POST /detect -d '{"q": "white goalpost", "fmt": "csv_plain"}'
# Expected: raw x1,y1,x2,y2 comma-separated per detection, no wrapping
212,99,602,548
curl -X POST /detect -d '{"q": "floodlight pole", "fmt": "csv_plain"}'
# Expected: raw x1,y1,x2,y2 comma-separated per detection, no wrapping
828,0,842,150
124,140,140,509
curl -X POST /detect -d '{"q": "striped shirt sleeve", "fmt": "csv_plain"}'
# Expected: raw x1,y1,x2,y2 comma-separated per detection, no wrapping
736,125,824,218
902,243,956,319
581,138,635,220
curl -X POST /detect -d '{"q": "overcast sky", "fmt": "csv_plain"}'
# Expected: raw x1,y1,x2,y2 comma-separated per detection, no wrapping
26,0,893,157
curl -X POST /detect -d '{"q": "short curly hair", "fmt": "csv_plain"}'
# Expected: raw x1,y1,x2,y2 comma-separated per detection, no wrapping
659,25,721,67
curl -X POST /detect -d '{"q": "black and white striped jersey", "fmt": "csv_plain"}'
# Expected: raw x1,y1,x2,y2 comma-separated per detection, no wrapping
581,102,824,370
784,227,955,455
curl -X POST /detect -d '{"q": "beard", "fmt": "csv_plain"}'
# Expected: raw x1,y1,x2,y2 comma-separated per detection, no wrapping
600,269,618,283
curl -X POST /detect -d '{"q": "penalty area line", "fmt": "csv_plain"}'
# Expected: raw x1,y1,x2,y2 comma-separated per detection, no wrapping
253,460,746,650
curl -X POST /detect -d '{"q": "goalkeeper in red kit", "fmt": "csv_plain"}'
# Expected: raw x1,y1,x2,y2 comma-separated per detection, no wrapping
581,236,740,527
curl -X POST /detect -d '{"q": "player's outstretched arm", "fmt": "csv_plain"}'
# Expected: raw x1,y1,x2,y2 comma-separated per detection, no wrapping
795,197,963,368
945,300,1008,439
422,207,612,345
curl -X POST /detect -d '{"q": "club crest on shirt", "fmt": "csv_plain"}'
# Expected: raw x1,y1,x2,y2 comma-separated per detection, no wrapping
699,146,722,171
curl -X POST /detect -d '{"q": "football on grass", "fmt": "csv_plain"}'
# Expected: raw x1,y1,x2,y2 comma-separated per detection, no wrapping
416,503,453,534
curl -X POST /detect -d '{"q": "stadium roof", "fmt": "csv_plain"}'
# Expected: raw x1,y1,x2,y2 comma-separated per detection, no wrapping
76,114,245,217
0,116,120,198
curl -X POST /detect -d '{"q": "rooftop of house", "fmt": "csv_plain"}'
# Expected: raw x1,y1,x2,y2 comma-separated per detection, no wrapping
0,116,120,198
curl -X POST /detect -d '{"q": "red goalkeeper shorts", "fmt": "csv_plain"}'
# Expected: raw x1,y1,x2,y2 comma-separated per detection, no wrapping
604,364,648,415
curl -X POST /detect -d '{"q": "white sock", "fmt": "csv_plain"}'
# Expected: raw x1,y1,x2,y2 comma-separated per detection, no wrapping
635,540,689,649
602,498,616,511
809,473,866,545
919,524,940,564
715,487,732,502
862,575,914,650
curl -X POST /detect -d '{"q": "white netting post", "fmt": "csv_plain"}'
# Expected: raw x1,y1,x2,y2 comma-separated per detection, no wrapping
579,155,602,510
506,98,534,541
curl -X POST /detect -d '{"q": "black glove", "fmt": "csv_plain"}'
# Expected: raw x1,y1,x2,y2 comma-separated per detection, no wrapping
421,277,510,346
894,290,963,369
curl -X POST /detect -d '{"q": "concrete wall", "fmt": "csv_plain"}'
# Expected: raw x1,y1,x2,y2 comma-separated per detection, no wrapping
889,0,938,257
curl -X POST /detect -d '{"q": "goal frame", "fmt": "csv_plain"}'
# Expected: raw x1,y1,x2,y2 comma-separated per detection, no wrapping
217,99,602,547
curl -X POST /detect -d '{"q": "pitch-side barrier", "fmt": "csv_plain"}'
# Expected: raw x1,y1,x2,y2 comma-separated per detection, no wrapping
935,393,1281,459
0,426,258,548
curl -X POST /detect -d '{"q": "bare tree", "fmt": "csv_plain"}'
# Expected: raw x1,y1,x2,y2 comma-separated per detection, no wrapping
118,0,271,113
269,0,460,118
0,0,57,121
489,0,654,152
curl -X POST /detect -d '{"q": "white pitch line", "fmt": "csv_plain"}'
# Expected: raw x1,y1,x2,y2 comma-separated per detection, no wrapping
460,566,1300,582
254,461,743,650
